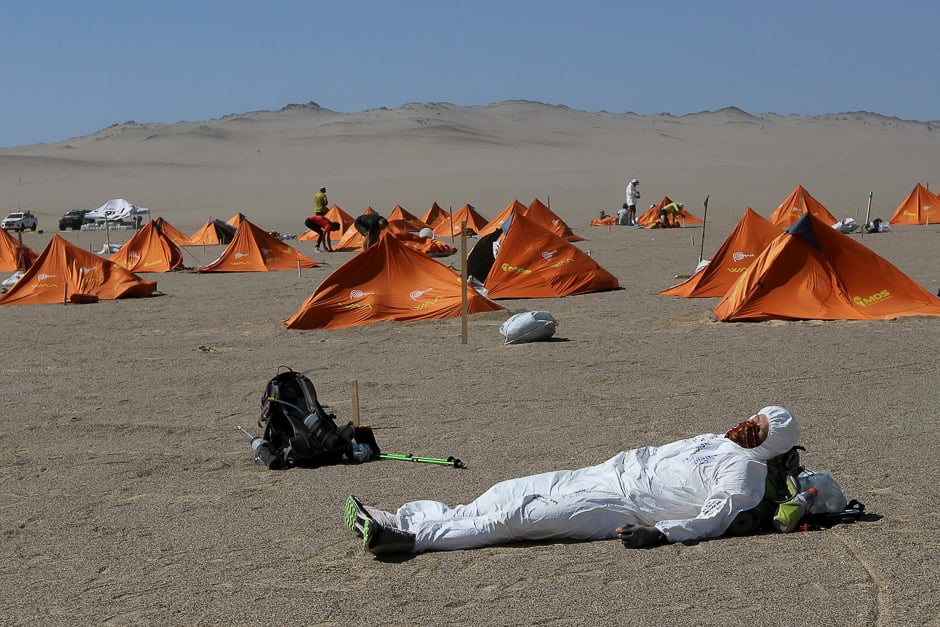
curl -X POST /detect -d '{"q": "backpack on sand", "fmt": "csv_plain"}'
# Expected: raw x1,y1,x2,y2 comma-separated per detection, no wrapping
256,368,362,470
728,446,865,535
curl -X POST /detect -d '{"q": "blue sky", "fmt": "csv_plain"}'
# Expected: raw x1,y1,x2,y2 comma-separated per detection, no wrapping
2,1,938,148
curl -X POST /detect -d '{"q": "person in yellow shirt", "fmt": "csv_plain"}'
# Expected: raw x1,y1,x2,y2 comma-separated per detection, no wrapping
314,186,329,216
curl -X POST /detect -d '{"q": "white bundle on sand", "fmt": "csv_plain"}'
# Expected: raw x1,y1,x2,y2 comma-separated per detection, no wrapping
500,311,558,345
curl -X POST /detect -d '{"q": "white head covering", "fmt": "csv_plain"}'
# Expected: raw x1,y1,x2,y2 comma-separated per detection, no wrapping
736,405,800,461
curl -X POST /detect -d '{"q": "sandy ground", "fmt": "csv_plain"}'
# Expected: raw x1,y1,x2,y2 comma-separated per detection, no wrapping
1,103,939,626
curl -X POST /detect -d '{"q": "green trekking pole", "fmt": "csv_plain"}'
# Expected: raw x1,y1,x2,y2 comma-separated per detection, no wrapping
378,452,466,468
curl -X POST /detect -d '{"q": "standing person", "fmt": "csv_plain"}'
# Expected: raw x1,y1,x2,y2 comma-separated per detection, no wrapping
353,213,388,250
314,186,329,216
304,214,339,252
345,405,807,555
625,178,641,226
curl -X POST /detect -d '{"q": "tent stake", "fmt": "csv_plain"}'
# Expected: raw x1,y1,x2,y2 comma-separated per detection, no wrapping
460,221,468,345
862,192,873,239
698,195,710,263
351,379,360,427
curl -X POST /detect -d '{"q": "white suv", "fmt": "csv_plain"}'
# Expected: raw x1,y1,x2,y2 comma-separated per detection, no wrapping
1,211,39,232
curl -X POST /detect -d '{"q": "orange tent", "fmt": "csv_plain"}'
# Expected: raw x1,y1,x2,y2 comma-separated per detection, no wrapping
768,185,838,228
481,200,528,236
714,213,940,321
186,218,236,246
0,234,156,305
483,212,620,299
419,202,450,229
333,222,365,251
285,232,504,330
590,216,617,226
197,220,318,272
526,198,584,242
154,217,192,247
386,205,431,233
0,228,38,271
227,212,248,228
636,196,674,227
110,220,185,272
660,208,781,298
888,183,938,225
440,204,490,237
299,204,355,243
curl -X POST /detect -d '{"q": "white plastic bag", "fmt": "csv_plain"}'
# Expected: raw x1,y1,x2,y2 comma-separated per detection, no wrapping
798,469,848,514
499,311,557,345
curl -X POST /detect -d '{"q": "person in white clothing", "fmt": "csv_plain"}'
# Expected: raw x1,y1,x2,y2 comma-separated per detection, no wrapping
625,178,641,226
345,405,801,555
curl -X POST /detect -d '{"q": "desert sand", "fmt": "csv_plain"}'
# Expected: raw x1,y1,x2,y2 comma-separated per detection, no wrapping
1,102,939,626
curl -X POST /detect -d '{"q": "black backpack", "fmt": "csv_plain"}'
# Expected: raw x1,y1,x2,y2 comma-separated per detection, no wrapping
256,368,357,470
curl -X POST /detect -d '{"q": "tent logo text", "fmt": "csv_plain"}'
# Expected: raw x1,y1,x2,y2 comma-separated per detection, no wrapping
234,253,249,259
412,296,443,310
500,263,532,275
349,289,374,299
541,249,559,260
37,273,57,281
854,290,891,307
732,252,754,262
80,266,98,275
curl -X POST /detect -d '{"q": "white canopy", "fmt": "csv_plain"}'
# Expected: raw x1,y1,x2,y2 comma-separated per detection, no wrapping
85,198,150,223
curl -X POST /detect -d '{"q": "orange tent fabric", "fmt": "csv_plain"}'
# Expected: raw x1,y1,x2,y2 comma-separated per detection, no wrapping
419,202,450,229
481,200,528,236
0,228,38,271
590,216,617,226
393,231,457,257
386,205,431,233
637,196,674,227
714,213,940,321
483,212,620,299
285,232,504,330
0,234,156,306
768,185,838,228
110,220,185,272
660,208,781,298
526,198,584,241
440,204,490,237
154,217,192,247
227,212,248,228
888,183,939,225
299,204,356,243
197,220,318,272
333,222,365,251
186,218,236,246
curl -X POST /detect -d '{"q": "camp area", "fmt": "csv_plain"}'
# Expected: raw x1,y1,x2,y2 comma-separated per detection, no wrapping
1,103,939,625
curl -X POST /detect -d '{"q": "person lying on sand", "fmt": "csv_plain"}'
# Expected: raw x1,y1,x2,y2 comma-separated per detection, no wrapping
345,406,810,555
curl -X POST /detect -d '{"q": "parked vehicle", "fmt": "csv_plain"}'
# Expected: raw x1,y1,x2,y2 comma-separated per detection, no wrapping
1,211,38,232
59,210,89,231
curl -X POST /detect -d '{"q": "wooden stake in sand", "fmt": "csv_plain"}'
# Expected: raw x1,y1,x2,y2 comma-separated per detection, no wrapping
460,221,468,345
351,379,360,427
449,205,455,244
861,192,873,239
698,195,710,263
297,260,301,278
